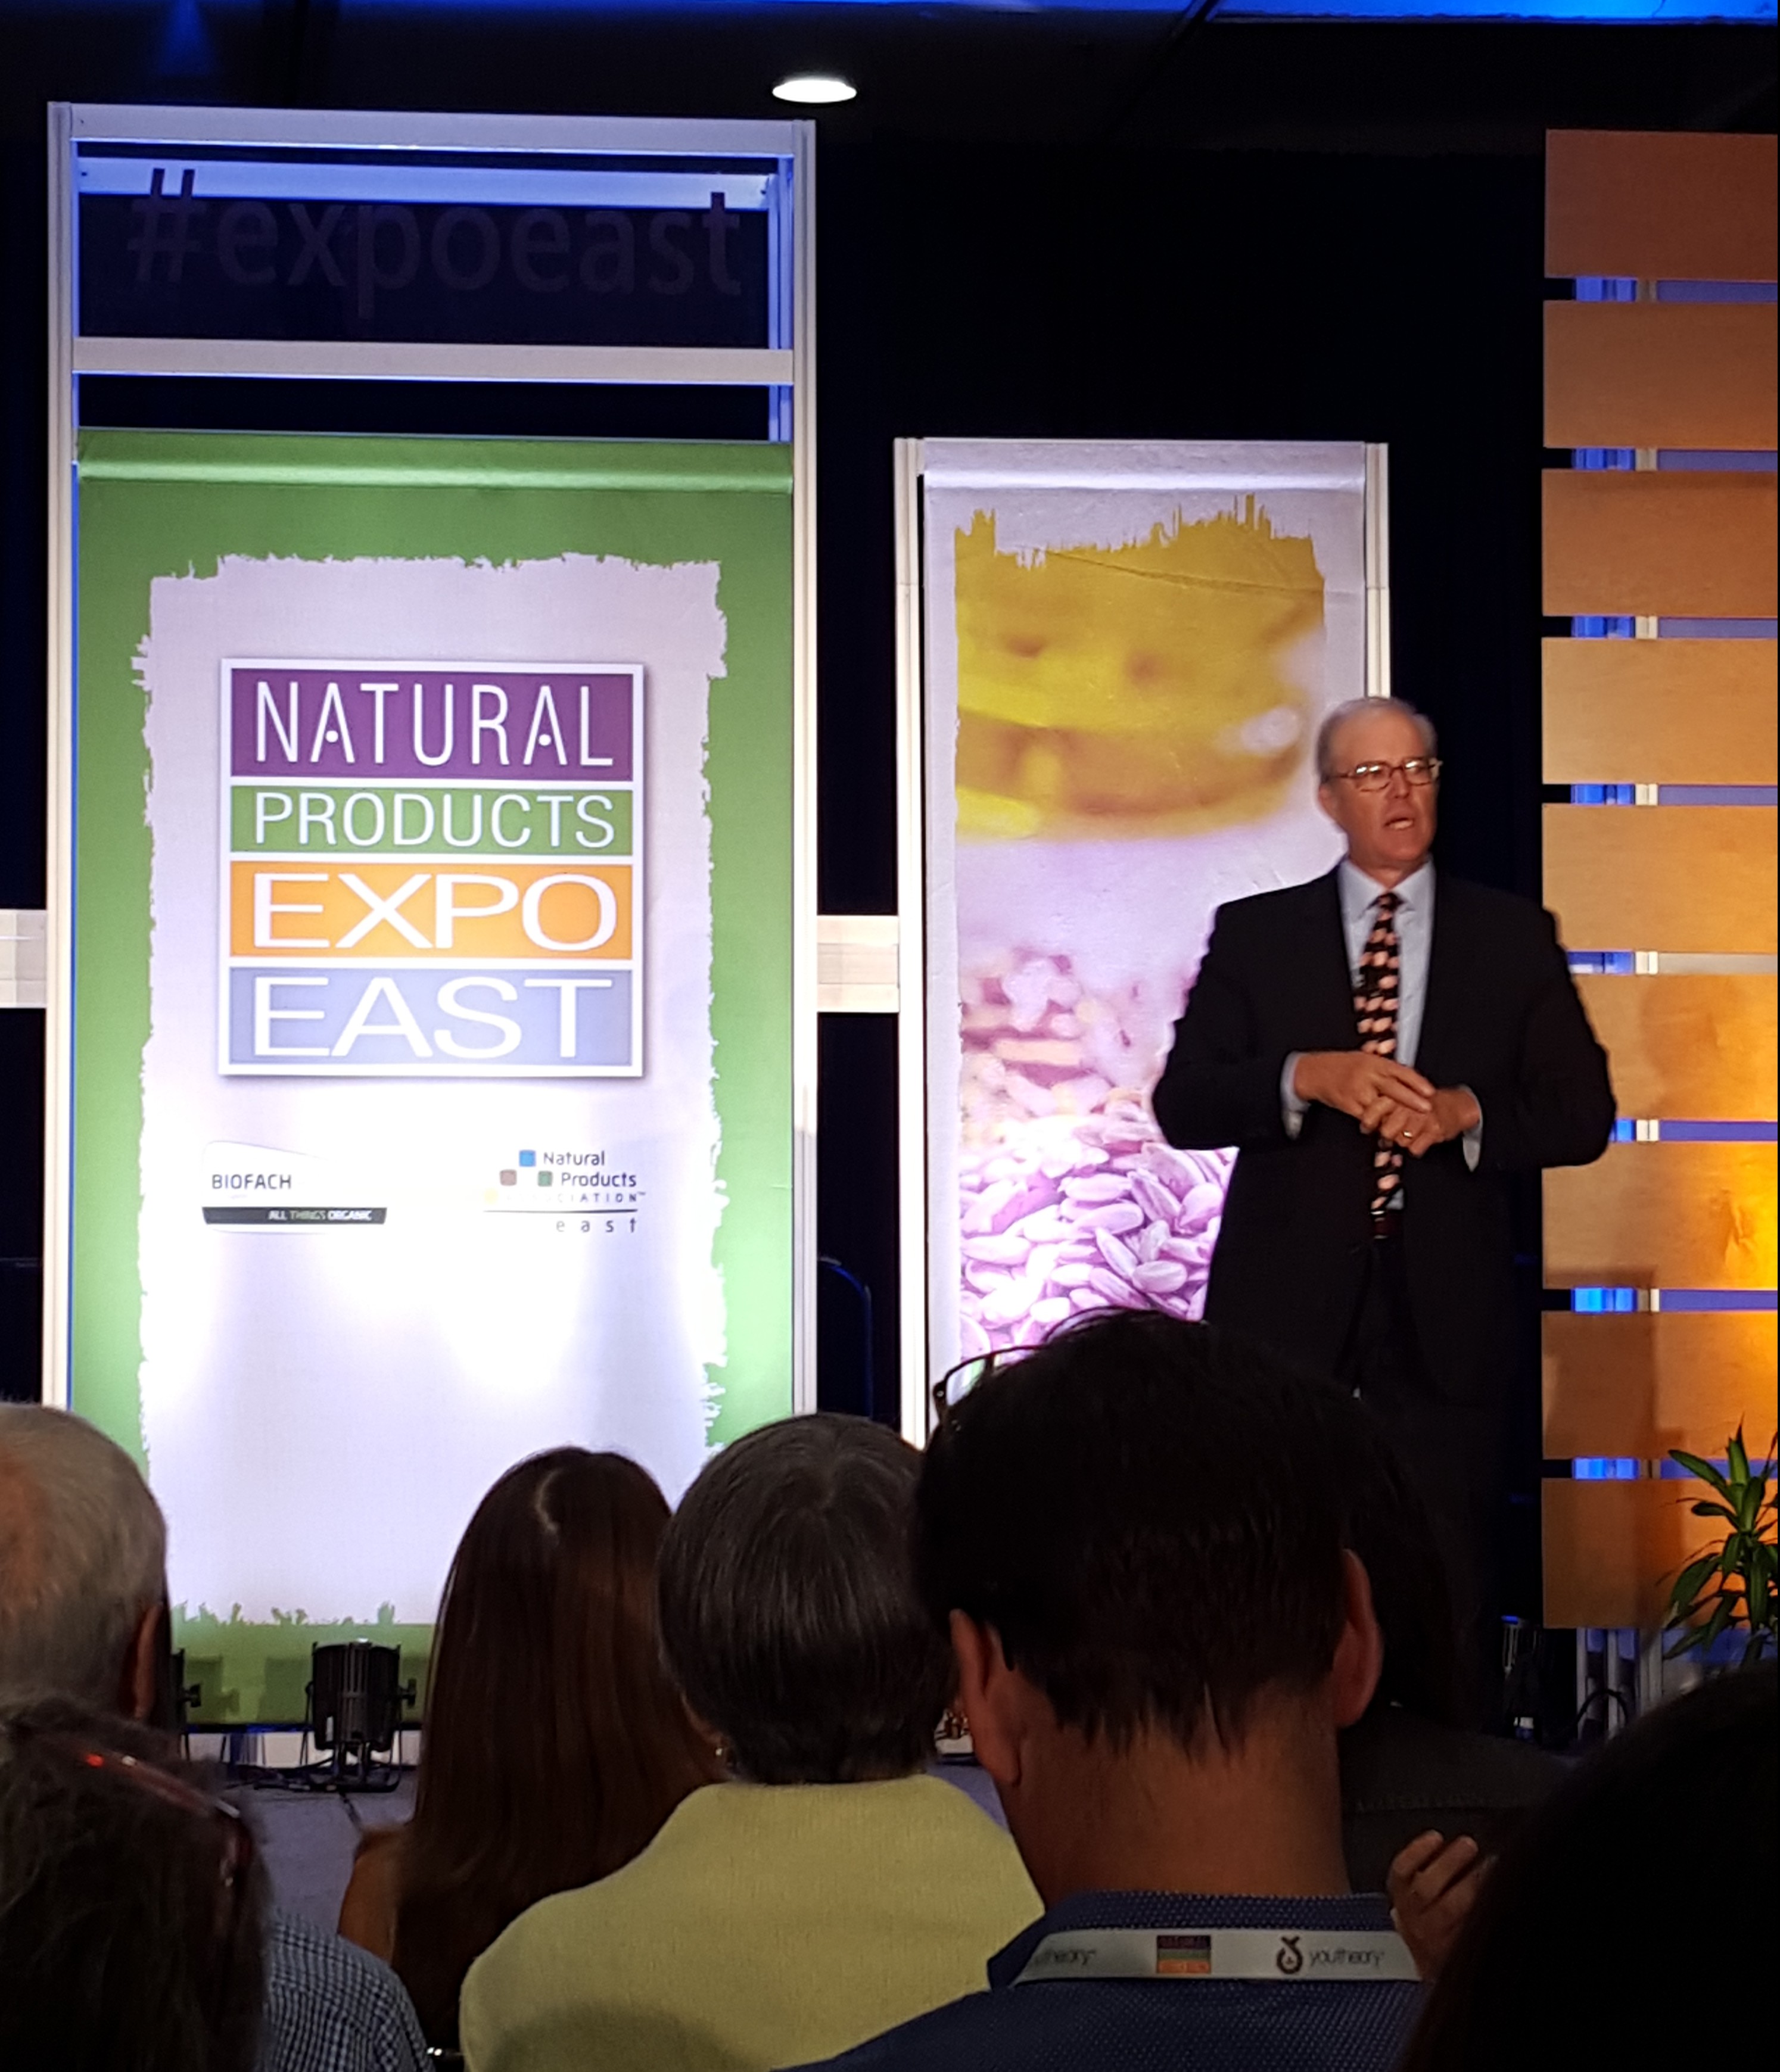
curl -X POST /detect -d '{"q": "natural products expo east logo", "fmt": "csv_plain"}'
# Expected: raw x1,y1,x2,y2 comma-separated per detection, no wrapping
220,662,642,1077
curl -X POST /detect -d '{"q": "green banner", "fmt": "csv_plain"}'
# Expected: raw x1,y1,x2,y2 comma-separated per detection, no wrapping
73,430,795,1724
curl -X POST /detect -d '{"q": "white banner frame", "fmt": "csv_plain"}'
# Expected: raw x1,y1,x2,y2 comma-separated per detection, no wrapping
894,437,1391,1442
46,102,818,1417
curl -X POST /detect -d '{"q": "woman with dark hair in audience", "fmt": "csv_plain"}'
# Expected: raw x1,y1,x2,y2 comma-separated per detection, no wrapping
1398,1665,1775,2064
1330,1400,1566,1893
0,1697,267,2071
338,1447,720,2049
459,1413,1040,2072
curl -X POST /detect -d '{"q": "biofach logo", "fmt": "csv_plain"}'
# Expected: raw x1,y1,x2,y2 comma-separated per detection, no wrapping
219,661,644,1079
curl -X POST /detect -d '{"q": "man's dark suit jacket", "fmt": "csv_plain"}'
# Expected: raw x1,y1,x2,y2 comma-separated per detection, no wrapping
1152,866,1614,1403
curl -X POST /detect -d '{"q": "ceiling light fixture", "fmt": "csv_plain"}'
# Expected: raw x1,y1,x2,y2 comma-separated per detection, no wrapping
771,74,857,106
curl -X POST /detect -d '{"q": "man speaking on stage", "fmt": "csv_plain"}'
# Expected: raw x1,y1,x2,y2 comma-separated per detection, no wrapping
1153,696,1614,1700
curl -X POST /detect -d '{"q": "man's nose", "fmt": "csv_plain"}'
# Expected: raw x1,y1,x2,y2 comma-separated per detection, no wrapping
1383,764,1412,796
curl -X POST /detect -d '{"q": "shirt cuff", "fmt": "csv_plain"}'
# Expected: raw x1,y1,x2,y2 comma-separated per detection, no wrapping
1281,1053,1308,1139
1460,1086,1483,1170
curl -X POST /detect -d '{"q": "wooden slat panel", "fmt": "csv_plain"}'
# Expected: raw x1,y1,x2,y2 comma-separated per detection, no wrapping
1544,1478,1706,1631
1544,1310,1778,1457
1543,638,1778,786
1576,974,1778,1121
1545,1142,1779,1291
1544,472,1778,619
1545,303,1778,451
1544,805,1777,955
1546,130,1778,283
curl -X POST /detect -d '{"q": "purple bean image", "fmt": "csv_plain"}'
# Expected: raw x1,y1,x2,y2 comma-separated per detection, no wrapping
958,949,1232,1356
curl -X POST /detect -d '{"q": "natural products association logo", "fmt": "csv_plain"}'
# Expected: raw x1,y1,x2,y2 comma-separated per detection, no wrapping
483,1146,645,1218
219,660,643,1077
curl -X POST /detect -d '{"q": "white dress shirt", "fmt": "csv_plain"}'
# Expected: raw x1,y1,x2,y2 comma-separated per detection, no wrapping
1281,859,1482,1191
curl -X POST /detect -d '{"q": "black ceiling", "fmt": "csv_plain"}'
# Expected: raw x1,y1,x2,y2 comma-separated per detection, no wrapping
0,5,1773,152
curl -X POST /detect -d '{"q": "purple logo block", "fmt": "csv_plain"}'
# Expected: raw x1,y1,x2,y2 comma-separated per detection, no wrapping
230,666,634,783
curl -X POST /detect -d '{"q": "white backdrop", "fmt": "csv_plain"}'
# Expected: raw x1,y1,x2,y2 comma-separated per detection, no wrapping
139,552,727,1624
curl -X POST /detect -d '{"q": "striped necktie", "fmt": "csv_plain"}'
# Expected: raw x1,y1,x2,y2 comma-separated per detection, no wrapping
1355,890,1403,1219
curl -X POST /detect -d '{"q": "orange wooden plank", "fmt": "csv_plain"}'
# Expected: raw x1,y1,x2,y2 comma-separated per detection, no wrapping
1545,1142,1779,1292
1545,303,1778,451
1543,472,1778,619
1546,130,1778,283
1543,1477,1709,1631
1575,974,1778,1121
1544,805,1777,956
1543,638,1777,786
1543,1310,1778,1458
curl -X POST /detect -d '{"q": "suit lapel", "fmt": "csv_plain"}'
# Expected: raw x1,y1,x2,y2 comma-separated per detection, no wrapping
1414,872,1465,1084
1302,867,1360,1049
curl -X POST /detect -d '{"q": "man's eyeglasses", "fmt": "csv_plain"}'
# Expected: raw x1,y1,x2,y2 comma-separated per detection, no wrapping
1330,756,1442,792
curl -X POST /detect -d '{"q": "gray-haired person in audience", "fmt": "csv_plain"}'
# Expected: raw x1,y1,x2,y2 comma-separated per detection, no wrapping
0,1403,429,2072
460,1413,1038,2072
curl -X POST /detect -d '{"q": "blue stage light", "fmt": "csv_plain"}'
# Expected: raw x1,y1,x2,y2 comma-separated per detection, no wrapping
1224,0,1775,18
204,0,1778,18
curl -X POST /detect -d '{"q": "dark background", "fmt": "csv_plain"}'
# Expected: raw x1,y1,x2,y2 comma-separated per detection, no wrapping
1,1,1774,1610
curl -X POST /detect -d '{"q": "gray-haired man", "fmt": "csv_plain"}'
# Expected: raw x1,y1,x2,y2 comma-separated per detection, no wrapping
0,1404,428,2072
1153,697,1615,1706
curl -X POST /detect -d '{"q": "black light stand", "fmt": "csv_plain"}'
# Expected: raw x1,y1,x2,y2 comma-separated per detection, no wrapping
307,1640,416,1791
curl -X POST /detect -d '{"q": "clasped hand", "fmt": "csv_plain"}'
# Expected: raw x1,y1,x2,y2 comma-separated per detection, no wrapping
1292,1051,1479,1156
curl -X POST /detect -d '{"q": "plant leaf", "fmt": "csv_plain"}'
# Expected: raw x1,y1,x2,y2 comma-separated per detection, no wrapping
1671,1553,1721,1606
1672,1450,1732,1497
1728,1426,1751,1485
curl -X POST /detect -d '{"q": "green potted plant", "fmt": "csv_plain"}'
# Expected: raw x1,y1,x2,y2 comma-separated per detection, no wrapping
1663,1425,1777,1671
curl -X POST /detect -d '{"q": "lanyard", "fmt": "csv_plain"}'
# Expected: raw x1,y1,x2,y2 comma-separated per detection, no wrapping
1011,1928,1418,1985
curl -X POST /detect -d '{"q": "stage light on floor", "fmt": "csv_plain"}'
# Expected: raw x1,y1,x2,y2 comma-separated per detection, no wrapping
309,1640,415,1789
772,75,857,105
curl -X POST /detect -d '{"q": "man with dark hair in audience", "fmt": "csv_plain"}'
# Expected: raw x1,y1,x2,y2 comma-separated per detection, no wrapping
0,1404,428,2072
795,1309,1421,2072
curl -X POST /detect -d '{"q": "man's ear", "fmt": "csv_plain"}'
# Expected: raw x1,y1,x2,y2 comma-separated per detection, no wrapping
950,1610,1024,1791
1329,1550,1384,1730
119,1599,165,1723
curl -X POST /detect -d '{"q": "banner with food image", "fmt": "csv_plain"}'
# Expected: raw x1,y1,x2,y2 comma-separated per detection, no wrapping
920,442,1373,1385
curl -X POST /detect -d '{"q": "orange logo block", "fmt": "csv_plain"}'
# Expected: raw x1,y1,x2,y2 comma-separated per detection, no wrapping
230,860,633,962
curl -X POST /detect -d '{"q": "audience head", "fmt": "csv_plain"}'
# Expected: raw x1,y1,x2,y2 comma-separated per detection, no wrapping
0,1696,266,2072
0,1405,167,1716
398,1446,718,2042
659,1413,953,1784
920,1310,1381,1765
1401,1666,1776,2070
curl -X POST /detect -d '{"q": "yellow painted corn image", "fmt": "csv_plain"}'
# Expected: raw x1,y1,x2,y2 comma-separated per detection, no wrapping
953,502,1323,841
